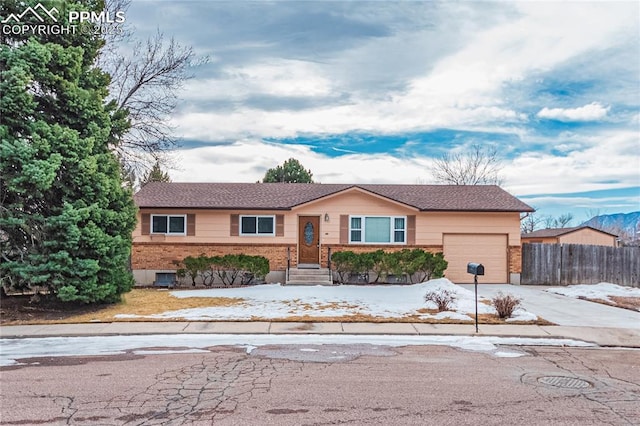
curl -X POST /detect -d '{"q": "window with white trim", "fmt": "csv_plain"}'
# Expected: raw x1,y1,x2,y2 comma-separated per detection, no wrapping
240,215,275,236
151,215,186,235
349,216,406,244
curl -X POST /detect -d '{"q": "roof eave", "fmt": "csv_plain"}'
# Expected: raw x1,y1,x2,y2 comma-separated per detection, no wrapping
420,208,534,213
136,205,293,211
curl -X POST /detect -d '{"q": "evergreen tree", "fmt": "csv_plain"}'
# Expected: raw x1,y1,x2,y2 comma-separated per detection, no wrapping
0,0,137,303
262,158,314,183
141,161,171,186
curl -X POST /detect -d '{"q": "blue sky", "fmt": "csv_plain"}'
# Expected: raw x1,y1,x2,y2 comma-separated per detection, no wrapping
125,1,639,223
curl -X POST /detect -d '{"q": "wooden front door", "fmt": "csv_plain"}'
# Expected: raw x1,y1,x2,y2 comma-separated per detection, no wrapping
298,216,320,265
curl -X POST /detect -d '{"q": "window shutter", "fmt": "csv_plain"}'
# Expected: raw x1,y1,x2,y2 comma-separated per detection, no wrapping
230,214,239,236
340,215,348,244
141,214,150,235
407,215,416,245
276,215,284,236
187,214,196,236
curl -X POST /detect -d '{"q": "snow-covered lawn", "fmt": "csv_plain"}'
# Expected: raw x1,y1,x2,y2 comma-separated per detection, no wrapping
546,283,640,311
116,278,537,323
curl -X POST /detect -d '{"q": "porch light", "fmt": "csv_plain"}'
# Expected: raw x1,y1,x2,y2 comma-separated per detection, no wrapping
324,213,330,222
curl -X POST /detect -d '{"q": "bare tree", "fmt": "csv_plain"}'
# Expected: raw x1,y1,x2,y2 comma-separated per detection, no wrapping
543,213,574,229
431,145,504,185
521,211,542,234
99,0,201,175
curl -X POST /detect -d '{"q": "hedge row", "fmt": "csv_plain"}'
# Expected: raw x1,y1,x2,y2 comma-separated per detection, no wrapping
173,254,269,286
331,249,447,284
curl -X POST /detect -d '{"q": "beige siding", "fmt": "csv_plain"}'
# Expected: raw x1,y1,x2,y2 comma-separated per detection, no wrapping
134,189,523,278
134,209,298,244
558,229,616,247
418,212,521,246
522,237,559,244
443,234,508,283
134,192,521,247
294,189,417,246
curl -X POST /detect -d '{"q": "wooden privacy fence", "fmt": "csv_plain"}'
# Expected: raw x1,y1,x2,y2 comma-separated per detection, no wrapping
521,243,639,287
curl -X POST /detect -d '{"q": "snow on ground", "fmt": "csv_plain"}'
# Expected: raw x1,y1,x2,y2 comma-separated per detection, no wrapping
546,283,640,310
115,279,536,322
506,308,538,323
0,334,596,367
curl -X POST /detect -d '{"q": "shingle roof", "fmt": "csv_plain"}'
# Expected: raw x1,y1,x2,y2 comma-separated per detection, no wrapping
522,226,618,238
134,182,535,212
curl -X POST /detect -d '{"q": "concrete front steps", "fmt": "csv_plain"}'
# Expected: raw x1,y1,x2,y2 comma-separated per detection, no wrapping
286,267,333,285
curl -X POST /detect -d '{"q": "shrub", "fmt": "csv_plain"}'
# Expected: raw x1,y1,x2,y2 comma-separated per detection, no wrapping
418,252,448,282
330,251,359,283
209,255,239,286
424,289,456,311
174,254,210,287
331,249,448,284
366,250,388,282
492,292,522,318
238,254,270,284
175,254,270,286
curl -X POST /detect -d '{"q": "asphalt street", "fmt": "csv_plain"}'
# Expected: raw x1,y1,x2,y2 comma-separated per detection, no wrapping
1,343,639,425
2,285,639,425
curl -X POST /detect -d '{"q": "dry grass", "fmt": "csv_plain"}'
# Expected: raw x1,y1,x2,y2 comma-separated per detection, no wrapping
471,313,554,326
259,312,553,325
581,296,640,312
6,289,245,325
3,288,554,325
610,296,640,311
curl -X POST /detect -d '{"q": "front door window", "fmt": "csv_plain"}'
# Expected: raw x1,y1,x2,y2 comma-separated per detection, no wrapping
304,221,314,245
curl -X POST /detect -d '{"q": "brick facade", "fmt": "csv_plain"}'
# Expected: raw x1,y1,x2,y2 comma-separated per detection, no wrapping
133,242,523,284
132,243,296,272
508,245,522,274
132,243,450,274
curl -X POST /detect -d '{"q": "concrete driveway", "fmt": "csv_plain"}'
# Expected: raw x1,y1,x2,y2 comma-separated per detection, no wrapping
459,284,640,329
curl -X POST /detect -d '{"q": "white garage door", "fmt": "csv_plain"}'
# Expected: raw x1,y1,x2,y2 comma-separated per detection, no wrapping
443,234,508,284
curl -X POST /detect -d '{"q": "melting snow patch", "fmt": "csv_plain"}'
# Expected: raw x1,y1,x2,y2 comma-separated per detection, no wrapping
242,345,258,354
0,334,596,366
546,283,640,306
115,278,516,321
506,308,538,322
493,350,526,358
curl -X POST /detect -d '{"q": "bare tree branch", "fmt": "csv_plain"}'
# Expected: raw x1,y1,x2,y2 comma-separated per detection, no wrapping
98,0,204,177
431,144,504,185
520,211,542,234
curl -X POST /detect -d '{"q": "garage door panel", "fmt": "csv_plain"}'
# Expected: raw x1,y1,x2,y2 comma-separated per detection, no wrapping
443,234,507,284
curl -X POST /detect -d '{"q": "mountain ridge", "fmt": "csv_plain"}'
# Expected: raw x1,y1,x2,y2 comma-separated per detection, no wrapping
581,211,639,240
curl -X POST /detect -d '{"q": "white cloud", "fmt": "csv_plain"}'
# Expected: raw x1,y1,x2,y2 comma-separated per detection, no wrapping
169,139,436,184
169,2,635,142
536,102,610,122
134,0,639,219
169,126,640,198
182,60,333,102
503,129,640,196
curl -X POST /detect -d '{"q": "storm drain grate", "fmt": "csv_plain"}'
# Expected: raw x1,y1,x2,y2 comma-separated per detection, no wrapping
537,376,592,389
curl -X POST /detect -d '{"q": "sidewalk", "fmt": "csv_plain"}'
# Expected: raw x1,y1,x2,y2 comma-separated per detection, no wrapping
2,321,639,348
